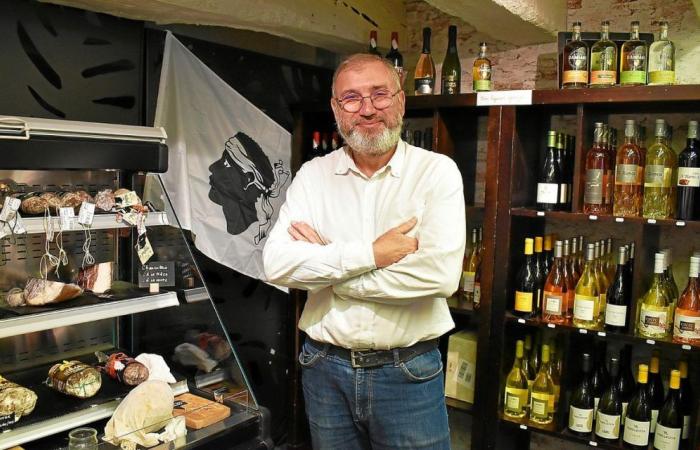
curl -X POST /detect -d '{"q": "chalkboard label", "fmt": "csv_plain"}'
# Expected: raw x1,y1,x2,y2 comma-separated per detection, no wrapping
0,413,16,430
138,261,175,288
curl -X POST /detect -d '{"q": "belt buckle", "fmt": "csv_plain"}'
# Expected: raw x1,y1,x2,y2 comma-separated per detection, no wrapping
350,348,373,368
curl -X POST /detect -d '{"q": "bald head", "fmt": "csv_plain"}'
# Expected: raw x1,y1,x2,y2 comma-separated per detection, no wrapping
331,54,402,98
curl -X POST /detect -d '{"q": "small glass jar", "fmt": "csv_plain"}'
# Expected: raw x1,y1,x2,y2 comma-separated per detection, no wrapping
68,427,98,450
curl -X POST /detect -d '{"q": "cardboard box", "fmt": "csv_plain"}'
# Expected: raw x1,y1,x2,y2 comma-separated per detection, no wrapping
445,330,477,404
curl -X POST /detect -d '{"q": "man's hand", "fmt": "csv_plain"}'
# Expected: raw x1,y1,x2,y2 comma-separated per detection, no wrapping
372,217,419,268
288,221,328,245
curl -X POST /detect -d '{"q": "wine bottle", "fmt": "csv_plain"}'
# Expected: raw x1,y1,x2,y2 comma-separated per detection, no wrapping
523,334,536,386
562,21,589,89
643,119,677,219
623,363,651,449
676,120,700,220
368,30,381,56
577,235,585,275
473,257,482,309
504,339,530,420
653,369,682,450
556,133,568,209
637,253,672,339
462,228,479,304
574,243,602,329
597,357,622,443
677,359,693,446
514,238,537,318
562,239,576,319
648,351,666,434
472,42,492,92
606,238,616,280
584,123,613,215
627,242,636,291
620,21,648,86
648,21,675,86
537,131,563,211
310,131,322,160
441,25,461,95
606,246,630,331
619,345,636,425
590,20,618,88
414,27,436,96
548,338,561,411
663,249,679,308
529,333,541,379
614,119,644,217
385,32,405,85
674,256,700,344
569,237,581,284
595,241,610,325
591,340,610,416
534,236,546,314
543,240,569,324
530,344,555,425
544,234,553,273
569,353,595,436
566,134,576,209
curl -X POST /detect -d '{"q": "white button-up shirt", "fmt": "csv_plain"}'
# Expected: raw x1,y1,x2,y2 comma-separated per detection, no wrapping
263,140,466,349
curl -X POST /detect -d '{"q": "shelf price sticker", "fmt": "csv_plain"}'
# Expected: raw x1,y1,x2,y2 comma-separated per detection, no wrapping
138,261,175,288
588,215,598,221
615,217,624,223
647,219,657,224
589,441,598,447
0,196,20,223
59,207,76,231
597,331,606,337
579,329,588,334
517,318,526,324
547,323,555,328
476,90,532,106
676,221,686,227
519,424,528,430
646,339,656,345
536,211,545,217
682,344,691,350
78,202,95,226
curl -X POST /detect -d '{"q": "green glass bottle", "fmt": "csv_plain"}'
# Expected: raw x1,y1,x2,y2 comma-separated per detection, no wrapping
441,25,461,95
643,119,678,219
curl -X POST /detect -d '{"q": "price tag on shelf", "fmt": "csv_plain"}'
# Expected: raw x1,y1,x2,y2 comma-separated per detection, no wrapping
615,217,624,223
589,441,598,447
579,329,588,334
0,196,20,223
682,344,691,350
598,332,607,337
78,202,95,226
547,323,555,328
476,90,532,106
138,261,175,287
59,207,75,231
589,215,598,221
536,211,545,217
518,318,526,324
676,221,686,227
646,339,656,345
519,424,528,430
647,219,657,224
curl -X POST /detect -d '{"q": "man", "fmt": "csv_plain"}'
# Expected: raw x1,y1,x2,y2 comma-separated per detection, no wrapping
263,53,466,450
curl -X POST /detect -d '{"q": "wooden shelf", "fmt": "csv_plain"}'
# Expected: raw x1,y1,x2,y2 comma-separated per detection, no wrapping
530,84,700,105
446,397,474,414
406,93,477,110
500,416,623,449
510,207,700,229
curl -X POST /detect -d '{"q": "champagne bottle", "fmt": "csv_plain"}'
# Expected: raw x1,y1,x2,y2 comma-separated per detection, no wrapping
597,357,623,442
623,364,651,449
514,238,537,318
678,359,693,445
653,370,682,450
414,27,436,96
537,131,563,211
676,120,700,220
543,240,569,324
637,253,672,339
643,119,678,219
569,353,595,436
441,25,461,95
648,21,675,86
590,340,610,416
530,344,555,425
574,243,602,329
648,351,666,434
674,256,700,344
385,32,405,85
606,246,630,331
368,30,381,56
472,42,492,92
504,339,530,420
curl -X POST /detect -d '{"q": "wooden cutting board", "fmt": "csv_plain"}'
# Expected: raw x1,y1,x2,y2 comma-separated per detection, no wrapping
173,393,231,429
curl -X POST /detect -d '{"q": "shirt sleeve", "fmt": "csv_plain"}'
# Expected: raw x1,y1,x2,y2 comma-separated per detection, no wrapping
262,164,376,292
332,158,467,303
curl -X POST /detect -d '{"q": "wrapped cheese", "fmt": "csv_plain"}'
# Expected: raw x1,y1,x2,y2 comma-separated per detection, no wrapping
46,360,101,398
24,278,82,306
0,375,37,422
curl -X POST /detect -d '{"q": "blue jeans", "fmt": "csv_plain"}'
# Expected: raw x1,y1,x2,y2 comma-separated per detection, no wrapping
299,340,450,450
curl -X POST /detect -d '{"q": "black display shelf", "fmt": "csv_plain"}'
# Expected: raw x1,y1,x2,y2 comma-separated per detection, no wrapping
510,207,700,230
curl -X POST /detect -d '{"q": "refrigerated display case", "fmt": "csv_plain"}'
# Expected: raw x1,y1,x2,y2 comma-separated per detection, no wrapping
0,116,270,449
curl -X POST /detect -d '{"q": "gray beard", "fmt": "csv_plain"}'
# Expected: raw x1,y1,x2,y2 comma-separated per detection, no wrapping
339,120,403,157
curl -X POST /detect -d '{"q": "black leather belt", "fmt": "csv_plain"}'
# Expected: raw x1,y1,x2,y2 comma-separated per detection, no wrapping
307,337,439,369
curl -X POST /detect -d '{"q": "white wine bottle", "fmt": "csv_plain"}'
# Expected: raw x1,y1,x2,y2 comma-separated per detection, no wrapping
504,339,529,421
529,344,555,425
637,253,672,339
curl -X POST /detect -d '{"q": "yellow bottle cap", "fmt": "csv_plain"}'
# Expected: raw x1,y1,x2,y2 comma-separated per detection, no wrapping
544,235,552,251
670,369,681,390
535,237,543,253
525,238,534,255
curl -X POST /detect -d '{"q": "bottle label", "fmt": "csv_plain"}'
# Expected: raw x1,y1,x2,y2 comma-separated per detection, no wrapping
569,405,594,433
622,402,628,425
649,70,675,85
474,282,481,306
674,310,700,340
605,303,628,327
639,304,670,336
623,417,650,446
531,393,551,419
568,48,588,70
559,183,568,204
543,291,563,316
594,397,600,416
621,70,647,85
462,271,476,293
536,183,558,204
442,76,459,95
683,415,690,439
473,79,492,91
414,78,434,95
654,423,681,450
596,411,621,439
515,291,533,313
505,387,529,413
616,164,641,185
651,409,659,432
645,164,673,188
573,294,596,321
677,167,700,187
584,169,604,204
590,70,616,85
563,70,588,84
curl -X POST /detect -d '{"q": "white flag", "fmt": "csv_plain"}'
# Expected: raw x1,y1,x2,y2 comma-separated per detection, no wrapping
154,32,291,288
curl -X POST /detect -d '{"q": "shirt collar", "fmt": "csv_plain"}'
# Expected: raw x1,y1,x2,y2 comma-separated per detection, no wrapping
334,140,406,178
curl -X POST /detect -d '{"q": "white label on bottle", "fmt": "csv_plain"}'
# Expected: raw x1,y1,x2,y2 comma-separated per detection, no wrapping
584,169,604,204
639,305,669,336
414,78,434,95
544,293,563,315
462,271,475,293
677,167,700,187
531,398,547,416
537,183,559,204
682,415,690,439
596,411,620,440
569,405,594,433
605,304,628,327
623,417,650,446
506,392,521,410
651,409,659,432
645,164,666,186
654,423,681,450
574,294,595,321
594,397,600,416
474,283,481,306
622,403,629,425
559,184,568,204
78,202,95,226
616,164,640,184
674,313,700,340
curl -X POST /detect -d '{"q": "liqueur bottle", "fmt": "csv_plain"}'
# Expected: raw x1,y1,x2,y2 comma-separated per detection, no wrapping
385,32,405,85
542,240,569,324
623,364,651,450
562,22,589,89
514,238,537,318
584,123,613,214
529,344,555,425
536,131,563,211
504,339,530,421
653,370,682,450
569,353,595,436
614,119,644,217
643,119,677,219
637,253,672,339
673,256,700,344
573,243,602,329
596,357,623,443
676,121,700,220
620,21,648,86
648,21,676,86
414,27,436,95
473,42,492,92
441,25,461,95
590,21,618,88
605,246,630,332
368,30,381,56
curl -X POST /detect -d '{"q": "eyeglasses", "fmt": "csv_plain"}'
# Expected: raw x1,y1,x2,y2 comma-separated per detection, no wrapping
335,89,401,113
